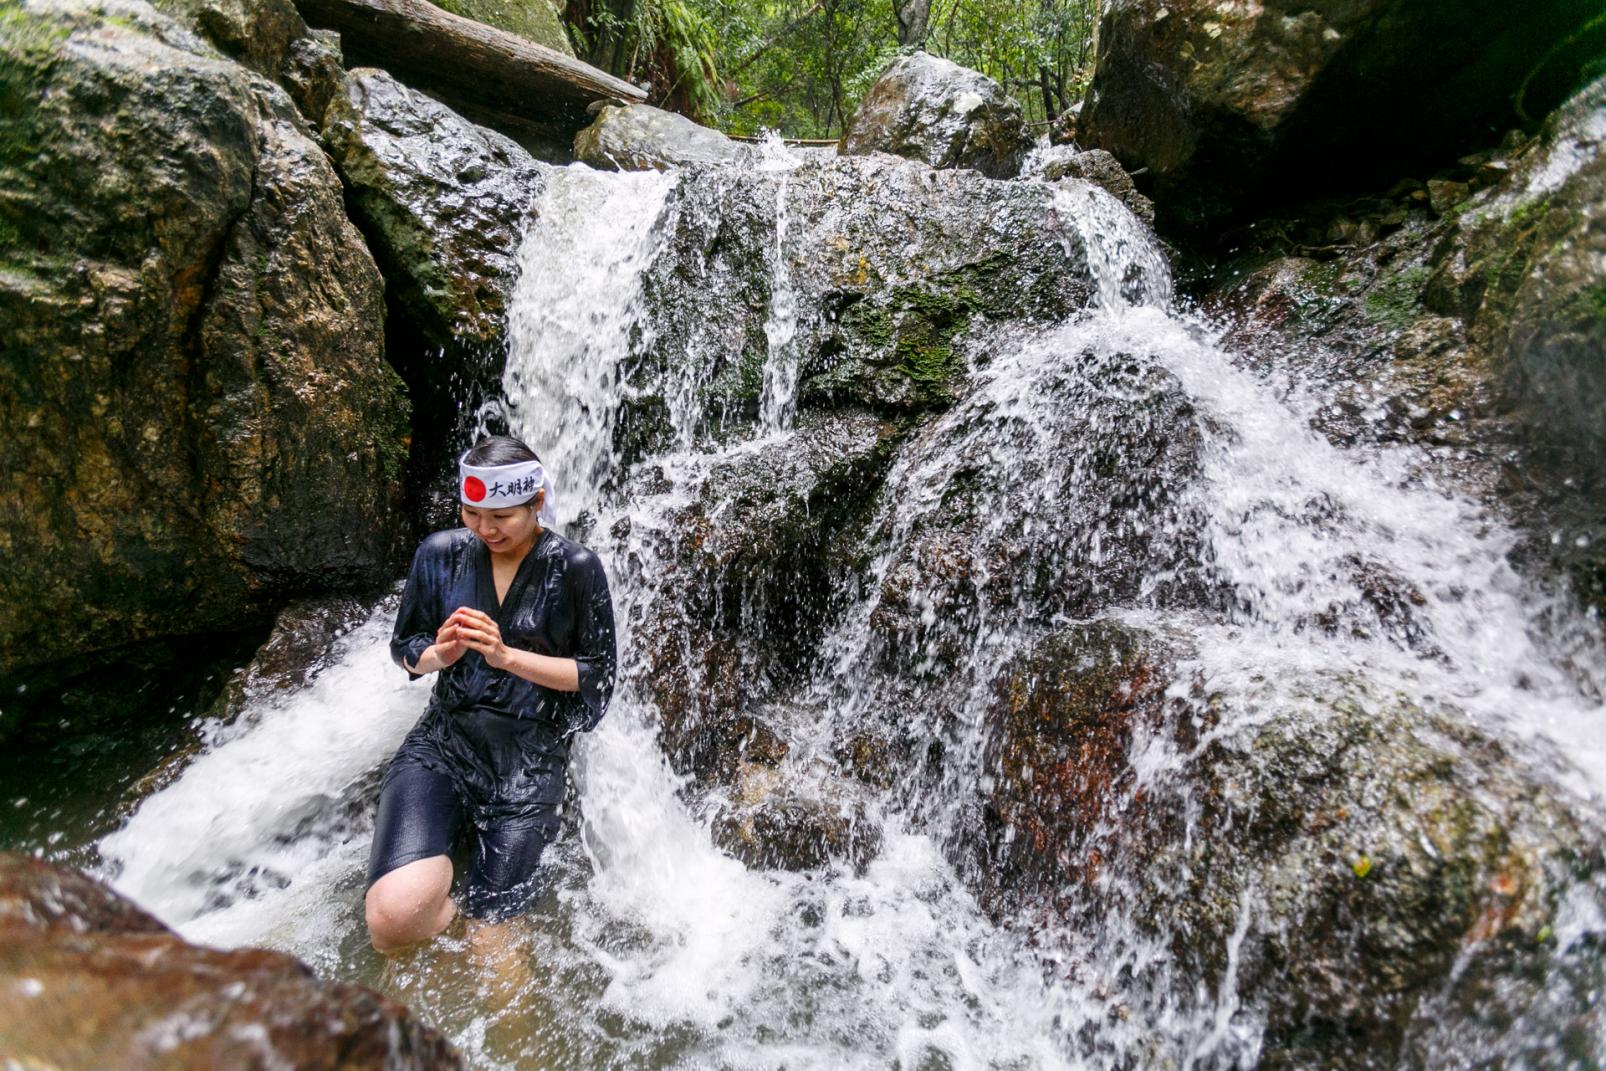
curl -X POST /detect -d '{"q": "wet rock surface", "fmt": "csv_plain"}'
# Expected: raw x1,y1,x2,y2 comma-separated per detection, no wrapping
0,853,462,1069
1205,75,1606,614
628,410,899,779
0,0,410,680
1025,145,1154,223
1079,0,1606,231
622,153,1100,460
574,102,745,171
323,68,547,353
856,340,1212,683
153,0,345,127
974,621,1179,904
970,620,1606,1067
840,51,1032,179
321,67,548,496
710,760,882,871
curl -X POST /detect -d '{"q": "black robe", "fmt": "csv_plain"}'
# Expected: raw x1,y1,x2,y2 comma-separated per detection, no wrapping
388,527,617,823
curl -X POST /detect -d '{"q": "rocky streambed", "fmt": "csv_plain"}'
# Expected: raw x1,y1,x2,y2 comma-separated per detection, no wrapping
3,0,1606,1068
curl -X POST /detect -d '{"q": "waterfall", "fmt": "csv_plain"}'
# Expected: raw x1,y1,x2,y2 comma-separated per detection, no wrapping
92,150,1606,1071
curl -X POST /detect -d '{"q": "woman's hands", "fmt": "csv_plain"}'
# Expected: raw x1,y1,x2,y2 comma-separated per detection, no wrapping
449,608,512,670
431,615,469,668
414,607,580,692
401,610,495,674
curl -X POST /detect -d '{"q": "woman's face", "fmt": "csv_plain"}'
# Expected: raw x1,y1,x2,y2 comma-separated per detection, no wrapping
460,498,541,556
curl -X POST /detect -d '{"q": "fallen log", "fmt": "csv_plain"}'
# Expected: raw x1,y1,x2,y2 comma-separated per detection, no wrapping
295,0,645,126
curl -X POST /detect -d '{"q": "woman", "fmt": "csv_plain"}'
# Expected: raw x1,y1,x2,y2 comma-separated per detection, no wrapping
365,435,616,952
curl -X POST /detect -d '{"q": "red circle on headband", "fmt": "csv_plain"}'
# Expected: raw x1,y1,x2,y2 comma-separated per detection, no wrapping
463,476,486,502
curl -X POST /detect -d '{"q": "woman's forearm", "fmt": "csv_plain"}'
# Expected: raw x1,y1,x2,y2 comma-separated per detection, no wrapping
498,648,580,692
405,644,451,675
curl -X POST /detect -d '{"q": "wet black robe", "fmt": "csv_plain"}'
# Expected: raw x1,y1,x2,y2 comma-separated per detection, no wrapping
388,527,617,823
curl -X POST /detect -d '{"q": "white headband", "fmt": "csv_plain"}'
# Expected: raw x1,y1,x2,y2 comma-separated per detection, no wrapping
459,452,557,526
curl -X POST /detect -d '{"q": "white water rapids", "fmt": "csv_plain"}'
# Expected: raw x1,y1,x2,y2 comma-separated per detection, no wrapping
95,148,1606,1069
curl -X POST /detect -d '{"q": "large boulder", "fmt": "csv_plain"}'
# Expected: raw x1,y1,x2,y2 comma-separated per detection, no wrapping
0,853,461,1069
622,153,1103,460
1208,76,1606,613
321,67,547,492
0,0,410,680
574,102,745,171
1079,0,1606,231
972,621,1606,1068
840,51,1032,179
323,68,546,354
624,410,899,781
607,155,1189,793
152,0,347,126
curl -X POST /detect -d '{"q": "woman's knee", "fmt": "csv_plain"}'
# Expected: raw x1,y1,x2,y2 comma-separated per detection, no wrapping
365,855,453,950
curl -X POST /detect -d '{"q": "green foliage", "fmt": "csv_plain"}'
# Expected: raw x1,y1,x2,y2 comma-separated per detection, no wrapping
567,0,723,122
563,0,1098,137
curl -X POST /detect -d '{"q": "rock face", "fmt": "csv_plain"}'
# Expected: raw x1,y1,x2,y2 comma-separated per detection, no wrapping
622,153,1100,462
0,853,461,1069
973,621,1606,1067
1208,76,1606,613
324,68,546,353
613,153,1148,780
574,102,745,171
1023,145,1155,223
0,0,411,680
322,67,547,495
628,411,899,784
840,51,1032,179
1079,0,1606,230
153,0,346,127
710,760,882,872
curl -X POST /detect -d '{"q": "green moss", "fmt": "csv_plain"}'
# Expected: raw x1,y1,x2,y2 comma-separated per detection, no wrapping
431,0,572,54
1300,260,1342,296
1562,279,1606,323
1504,197,1550,230
1362,265,1430,329
889,282,976,399
0,5,70,63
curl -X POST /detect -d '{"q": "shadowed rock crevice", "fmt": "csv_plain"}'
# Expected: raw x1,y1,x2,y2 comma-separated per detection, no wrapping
1080,0,1606,235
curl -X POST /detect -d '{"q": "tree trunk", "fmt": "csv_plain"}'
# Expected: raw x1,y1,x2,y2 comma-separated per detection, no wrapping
895,0,930,47
295,0,645,126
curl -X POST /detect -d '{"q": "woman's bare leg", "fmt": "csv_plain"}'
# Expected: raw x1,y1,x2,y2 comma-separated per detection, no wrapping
365,855,455,952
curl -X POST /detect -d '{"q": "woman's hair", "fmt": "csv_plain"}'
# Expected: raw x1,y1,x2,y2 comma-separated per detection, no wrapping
463,435,543,508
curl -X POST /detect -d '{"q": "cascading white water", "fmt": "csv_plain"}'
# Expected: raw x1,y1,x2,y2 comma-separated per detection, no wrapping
93,142,1606,1071
756,136,803,433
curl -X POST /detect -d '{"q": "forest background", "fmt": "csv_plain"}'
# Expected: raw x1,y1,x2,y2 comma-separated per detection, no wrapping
544,0,1096,136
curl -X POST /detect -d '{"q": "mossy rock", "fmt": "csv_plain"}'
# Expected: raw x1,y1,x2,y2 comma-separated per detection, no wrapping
0,0,409,678
623,153,1101,462
970,622,1606,1068
433,0,572,55
1208,75,1606,618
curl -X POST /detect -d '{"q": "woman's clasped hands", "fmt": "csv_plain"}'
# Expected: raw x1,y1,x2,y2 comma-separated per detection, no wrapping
435,607,512,669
